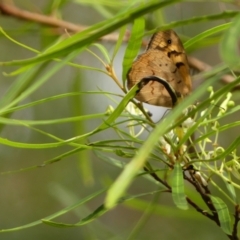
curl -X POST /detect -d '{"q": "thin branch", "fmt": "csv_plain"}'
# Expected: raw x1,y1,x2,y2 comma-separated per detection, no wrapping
183,172,220,225
143,167,170,189
143,167,216,222
0,1,130,42
188,56,238,90
0,2,85,32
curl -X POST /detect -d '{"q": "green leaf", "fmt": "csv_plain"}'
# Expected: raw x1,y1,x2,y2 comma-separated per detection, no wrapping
0,50,81,113
0,189,105,232
0,112,106,126
111,25,128,63
222,171,237,202
210,196,232,235
0,91,120,115
0,64,47,110
43,204,107,227
42,190,165,227
92,43,111,63
0,84,138,149
96,84,139,131
122,17,145,84
145,10,238,36
0,27,39,53
171,163,188,210
0,137,88,149
220,13,240,69
184,22,231,50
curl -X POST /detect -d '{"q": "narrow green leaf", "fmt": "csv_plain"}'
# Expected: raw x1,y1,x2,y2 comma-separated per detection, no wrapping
92,43,111,63
122,17,145,84
43,190,165,227
0,112,106,126
222,171,237,202
210,196,232,235
95,150,129,168
0,64,47,109
220,13,240,69
171,163,188,210
92,2,114,18
0,137,88,149
111,25,128,63
43,204,107,227
0,27,39,53
74,0,126,8
96,84,139,131
0,50,81,113
184,22,231,50
71,72,94,186
1,146,85,175
145,11,238,36
0,189,105,232
1,91,121,115
0,83,138,149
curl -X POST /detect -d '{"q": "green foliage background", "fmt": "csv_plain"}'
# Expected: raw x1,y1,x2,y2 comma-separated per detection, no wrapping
0,0,240,239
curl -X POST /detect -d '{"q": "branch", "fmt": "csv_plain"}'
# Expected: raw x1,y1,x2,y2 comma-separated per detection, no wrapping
143,167,217,222
188,56,238,90
184,172,220,225
0,1,131,42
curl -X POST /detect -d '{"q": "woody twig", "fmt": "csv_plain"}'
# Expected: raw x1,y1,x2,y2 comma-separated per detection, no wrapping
143,166,220,223
183,172,220,225
0,1,130,42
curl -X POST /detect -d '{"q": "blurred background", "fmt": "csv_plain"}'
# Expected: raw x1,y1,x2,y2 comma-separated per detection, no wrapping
0,1,238,239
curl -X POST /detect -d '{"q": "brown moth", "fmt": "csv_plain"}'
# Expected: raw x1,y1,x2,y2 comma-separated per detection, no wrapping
127,30,192,107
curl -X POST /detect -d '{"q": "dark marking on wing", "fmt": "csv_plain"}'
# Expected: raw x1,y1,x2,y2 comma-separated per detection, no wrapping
176,62,185,68
177,80,182,84
167,50,182,58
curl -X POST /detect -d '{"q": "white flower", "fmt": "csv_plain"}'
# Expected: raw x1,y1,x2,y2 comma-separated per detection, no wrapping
159,136,171,154
125,102,143,116
125,102,148,138
182,117,195,128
